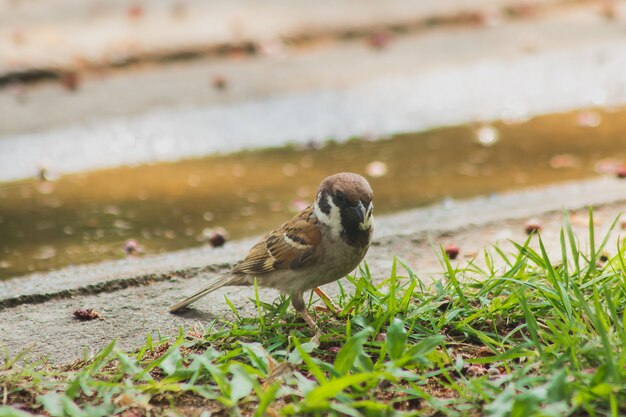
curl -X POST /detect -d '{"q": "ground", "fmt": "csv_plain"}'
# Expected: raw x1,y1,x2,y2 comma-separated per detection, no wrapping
2,191,626,416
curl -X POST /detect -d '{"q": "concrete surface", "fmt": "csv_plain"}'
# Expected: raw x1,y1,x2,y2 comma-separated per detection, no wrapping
2,4,626,138
3,4,626,180
1,177,625,364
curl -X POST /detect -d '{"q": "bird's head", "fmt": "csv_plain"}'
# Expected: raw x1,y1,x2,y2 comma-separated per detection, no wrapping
313,172,374,241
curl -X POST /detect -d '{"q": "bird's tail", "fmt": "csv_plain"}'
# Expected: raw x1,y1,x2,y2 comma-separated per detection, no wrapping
169,274,240,313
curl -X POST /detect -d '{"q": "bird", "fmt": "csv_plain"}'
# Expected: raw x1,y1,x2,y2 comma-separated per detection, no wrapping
170,172,374,333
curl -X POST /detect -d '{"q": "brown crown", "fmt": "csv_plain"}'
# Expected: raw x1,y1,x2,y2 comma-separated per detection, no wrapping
317,172,373,205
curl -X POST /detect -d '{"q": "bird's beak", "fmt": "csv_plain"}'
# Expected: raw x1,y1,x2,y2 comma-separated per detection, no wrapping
354,201,366,224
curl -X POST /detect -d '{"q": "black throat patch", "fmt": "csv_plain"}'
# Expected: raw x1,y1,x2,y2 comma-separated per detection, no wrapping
339,204,371,248
340,225,371,248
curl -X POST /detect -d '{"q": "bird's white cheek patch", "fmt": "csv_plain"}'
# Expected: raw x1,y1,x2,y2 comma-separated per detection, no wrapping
313,195,342,238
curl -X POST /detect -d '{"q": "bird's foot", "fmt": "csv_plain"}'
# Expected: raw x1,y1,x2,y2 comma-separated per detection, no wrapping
298,309,322,346
299,308,318,330
310,328,322,346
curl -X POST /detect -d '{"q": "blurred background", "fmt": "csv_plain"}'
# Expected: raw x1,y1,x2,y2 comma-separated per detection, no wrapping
1,0,626,280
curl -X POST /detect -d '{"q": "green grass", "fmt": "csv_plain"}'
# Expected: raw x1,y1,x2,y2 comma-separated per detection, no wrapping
2,209,626,416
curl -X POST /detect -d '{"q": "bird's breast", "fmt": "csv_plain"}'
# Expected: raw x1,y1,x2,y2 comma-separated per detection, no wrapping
309,224,372,284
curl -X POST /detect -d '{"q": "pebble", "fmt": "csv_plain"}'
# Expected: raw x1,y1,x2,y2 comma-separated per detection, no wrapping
525,219,542,235
444,244,460,260
73,308,102,321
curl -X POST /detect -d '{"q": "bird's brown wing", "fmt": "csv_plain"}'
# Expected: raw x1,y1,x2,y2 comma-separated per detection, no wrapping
232,206,321,275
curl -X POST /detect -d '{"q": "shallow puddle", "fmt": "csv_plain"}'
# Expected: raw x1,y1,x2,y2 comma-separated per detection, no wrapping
1,107,625,280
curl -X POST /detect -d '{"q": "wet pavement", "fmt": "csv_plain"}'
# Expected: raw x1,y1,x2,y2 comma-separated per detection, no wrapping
1,108,626,279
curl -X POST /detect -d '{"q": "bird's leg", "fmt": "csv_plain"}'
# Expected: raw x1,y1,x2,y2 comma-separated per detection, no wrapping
292,292,322,343
313,287,341,316
299,309,319,331
292,292,318,330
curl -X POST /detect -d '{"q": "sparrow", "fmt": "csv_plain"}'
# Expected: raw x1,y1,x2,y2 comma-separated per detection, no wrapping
170,172,374,332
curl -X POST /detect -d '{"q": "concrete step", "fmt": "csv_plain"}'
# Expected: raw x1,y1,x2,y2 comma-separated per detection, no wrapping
1,0,580,76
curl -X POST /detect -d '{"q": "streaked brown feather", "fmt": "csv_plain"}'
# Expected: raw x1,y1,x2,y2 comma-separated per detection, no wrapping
232,206,321,275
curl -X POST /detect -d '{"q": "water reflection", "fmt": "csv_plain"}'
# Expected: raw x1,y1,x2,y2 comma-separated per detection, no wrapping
1,107,625,279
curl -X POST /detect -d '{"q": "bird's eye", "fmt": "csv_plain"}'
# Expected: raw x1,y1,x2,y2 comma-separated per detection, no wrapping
336,191,344,202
